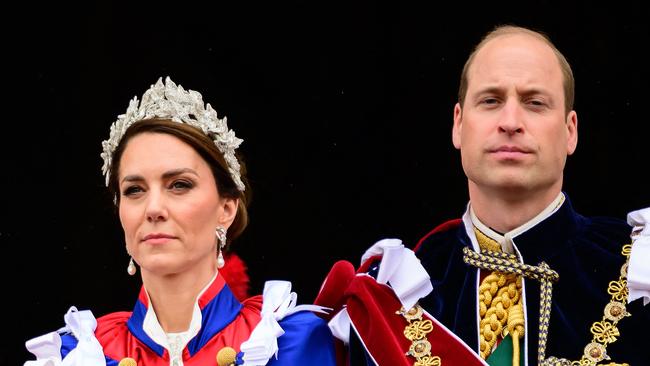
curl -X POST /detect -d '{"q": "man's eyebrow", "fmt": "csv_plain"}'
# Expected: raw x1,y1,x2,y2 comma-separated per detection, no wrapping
471,86,505,97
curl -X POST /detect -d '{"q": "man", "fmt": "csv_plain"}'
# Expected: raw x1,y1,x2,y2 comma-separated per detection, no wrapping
316,25,649,365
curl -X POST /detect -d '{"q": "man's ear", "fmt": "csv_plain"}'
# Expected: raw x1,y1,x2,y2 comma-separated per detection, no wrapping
452,103,463,150
566,110,578,155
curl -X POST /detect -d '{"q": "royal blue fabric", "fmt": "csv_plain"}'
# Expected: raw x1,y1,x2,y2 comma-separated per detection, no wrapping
187,285,242,356
60,334,118,365
268,310,337,365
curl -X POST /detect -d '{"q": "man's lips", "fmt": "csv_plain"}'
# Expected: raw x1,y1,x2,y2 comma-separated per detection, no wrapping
488,145,533,159
489,145,531,153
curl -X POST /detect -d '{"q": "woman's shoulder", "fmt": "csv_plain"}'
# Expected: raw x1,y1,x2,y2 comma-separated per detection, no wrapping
94,311,132,348
25,306,109,365
238,281,336,365
96,311,132,330
63,310,133,358
240,291,330,335
241,294,263,311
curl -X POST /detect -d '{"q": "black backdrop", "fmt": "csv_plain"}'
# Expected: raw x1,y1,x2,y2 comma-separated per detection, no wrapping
4,2,649,364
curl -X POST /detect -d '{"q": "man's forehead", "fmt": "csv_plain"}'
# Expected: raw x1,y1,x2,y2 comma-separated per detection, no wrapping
468,35,563,87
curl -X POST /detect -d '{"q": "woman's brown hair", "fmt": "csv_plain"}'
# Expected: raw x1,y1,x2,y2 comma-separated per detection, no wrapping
107,118,251,245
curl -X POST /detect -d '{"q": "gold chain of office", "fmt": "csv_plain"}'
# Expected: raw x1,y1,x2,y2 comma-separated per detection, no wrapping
541,244,632,366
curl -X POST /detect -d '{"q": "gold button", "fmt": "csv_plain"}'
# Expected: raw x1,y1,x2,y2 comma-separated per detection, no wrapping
216,346,237,366
118,358,137,366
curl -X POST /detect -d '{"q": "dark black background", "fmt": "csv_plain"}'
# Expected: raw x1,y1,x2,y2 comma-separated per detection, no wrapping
4,1,648,364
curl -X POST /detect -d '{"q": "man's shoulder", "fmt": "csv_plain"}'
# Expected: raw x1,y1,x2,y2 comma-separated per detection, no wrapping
414,218,464,254
577,214,631,253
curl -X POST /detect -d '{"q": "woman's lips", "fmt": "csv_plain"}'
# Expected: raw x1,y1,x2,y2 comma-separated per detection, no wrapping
142,233,176,244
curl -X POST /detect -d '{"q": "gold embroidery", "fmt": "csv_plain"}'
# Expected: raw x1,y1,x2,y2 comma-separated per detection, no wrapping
397,303,442,366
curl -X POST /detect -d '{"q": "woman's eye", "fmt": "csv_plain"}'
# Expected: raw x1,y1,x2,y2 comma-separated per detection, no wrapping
122,186,143,196
170,180,193,191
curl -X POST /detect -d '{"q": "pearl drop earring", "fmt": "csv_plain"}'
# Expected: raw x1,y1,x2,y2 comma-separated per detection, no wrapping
127,257,137,276
216,226,227,268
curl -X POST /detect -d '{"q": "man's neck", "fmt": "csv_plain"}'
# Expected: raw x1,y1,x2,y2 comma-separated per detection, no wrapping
468,184,563,233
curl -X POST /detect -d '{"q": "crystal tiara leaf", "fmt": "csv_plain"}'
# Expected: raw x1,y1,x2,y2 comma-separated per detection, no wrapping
100,77,245,191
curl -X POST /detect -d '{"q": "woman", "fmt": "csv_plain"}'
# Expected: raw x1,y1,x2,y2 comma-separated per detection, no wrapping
24,77,336,366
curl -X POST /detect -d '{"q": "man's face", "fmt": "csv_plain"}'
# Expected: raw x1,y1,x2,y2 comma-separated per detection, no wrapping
452,34,578,197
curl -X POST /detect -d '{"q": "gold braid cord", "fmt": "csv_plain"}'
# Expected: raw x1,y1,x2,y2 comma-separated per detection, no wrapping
396,304,442,366
474,228,525,366
540,244,633,366
463,245,560,365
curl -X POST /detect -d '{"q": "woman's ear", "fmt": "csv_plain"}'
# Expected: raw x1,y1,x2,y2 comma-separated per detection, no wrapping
218,197,239,229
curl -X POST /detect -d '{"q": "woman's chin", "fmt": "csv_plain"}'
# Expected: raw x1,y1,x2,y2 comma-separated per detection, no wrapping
138,257,184,275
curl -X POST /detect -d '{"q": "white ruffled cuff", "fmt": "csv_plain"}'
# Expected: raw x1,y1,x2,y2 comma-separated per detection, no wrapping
24,331,62,366
24,306,105,366
627,207,650,306
361,238,433,310
240,281,329,365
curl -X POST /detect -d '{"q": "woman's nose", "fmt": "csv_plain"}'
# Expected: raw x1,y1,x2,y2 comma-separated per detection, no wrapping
145,191,168,222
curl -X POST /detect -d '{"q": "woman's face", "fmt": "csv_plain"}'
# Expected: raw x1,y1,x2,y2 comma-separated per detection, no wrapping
117,132,237,277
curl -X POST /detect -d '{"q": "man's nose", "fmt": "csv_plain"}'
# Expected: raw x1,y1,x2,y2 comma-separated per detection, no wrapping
498,99,524,135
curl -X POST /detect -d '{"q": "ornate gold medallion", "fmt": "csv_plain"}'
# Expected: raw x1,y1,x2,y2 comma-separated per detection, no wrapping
603,302,630,322
397,303,442,365
583,342,608,363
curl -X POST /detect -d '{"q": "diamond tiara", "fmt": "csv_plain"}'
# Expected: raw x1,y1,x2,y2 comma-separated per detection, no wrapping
100,77,245,191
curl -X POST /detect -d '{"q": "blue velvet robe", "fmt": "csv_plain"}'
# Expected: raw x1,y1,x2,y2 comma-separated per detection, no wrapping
416,195,649,365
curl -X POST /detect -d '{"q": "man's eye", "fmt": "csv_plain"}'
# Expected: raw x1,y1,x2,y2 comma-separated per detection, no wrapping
526,99,548,109
482,98,499,105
